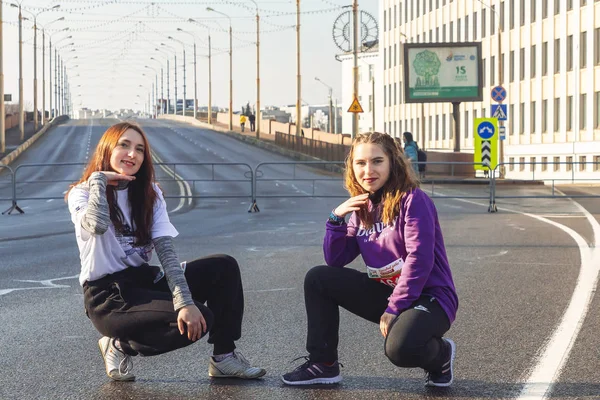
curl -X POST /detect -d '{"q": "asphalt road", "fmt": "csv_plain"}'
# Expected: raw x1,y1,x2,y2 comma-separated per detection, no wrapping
0,118,599,400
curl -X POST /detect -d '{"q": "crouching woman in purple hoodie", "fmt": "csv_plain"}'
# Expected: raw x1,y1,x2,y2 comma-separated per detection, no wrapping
281,132,458,387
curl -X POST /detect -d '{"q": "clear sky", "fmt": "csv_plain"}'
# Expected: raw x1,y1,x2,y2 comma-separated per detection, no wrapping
2,0,378,113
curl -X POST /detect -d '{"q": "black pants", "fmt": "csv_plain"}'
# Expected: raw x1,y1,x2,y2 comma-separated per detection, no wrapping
250,121,255,131
304,265,451,372
83,254,244,357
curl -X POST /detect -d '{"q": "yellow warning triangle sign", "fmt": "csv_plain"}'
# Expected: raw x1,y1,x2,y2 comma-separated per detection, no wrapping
347,97,364,113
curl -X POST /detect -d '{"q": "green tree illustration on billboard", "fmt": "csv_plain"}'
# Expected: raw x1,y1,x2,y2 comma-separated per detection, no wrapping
413,50,441,88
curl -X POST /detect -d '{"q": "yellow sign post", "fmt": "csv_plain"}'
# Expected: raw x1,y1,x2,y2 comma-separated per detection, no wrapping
347,96,364,113
473,118,498,171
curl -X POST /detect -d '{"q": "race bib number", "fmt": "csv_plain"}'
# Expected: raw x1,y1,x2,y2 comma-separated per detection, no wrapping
366,258,404,288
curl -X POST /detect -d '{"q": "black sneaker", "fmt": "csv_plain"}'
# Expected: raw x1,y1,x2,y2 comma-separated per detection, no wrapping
425,338,456,387
281,357,342,385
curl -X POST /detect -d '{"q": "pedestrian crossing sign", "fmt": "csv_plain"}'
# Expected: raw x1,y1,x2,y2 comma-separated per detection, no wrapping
491,104,508,120
473,118,498,171
347,97,364,113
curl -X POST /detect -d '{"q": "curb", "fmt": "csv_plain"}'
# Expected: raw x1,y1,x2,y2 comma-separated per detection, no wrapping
0,116,69,166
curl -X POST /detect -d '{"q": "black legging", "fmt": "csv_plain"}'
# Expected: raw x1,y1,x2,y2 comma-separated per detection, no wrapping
304,265,451,372
83,254,244,356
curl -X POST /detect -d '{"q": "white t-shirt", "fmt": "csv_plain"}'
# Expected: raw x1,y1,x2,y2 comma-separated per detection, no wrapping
68,182,179,286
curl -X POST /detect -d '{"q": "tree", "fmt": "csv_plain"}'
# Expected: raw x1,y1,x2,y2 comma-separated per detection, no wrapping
413,50,441,88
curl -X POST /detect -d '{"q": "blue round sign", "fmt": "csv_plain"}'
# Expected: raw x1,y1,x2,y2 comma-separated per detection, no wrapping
477,121,495,139
491,86,507,102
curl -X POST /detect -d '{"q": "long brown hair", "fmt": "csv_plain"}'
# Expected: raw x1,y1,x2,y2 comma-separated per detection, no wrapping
67,121,157,245
345,132,419,229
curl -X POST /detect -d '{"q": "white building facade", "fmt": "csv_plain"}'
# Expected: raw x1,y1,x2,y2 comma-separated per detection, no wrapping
381,0,600,179
340,46,384,134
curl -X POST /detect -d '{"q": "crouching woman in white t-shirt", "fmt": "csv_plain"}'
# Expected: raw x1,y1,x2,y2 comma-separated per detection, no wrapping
66,121,265,382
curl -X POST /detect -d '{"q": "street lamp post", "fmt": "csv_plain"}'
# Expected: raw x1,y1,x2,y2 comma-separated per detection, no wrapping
188,19,212,124
10,3,25,140
296,0,301,136
177,28,198,120
145,66,158,118
161,43,177,115
40,17,64,125
169,36,186,117
248,0,260,138
315,77,334,134
155,49,170,114
150,57,164,115
0,0,5,153
206,7,232,130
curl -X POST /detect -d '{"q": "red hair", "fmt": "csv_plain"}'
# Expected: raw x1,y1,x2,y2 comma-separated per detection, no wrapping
67,121,157,245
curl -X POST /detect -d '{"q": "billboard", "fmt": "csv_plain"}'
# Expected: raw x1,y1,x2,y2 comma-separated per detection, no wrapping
403,42,483,103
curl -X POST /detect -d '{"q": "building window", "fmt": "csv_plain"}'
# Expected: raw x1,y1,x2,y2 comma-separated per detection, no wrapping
509,51,514,82
483,58,487,86
542,42,548,75
594,156,600,172
519,157,525,171
500,2,505,31
394,44,397,67
542,157,548,171
542,0,548,18
542,99,548,132
443,24,447,41
510,104,514,134
465,15,469,41
580,94,587,129
473,12,477,39
465,110,469,139
520,102,525,134
596,29,600,65
482,9,487,38
394,83,397,105
555,0,560,14
554,39,560,74
442,115,446,140
491,56,495,86
554,98,560,130
580,156,587,172
453,20,457,41
554,156,560,172
520,48,525,80
435,115,439,140
509,0,514,29
595,92,600,128
567,96,573,131
531,45,536,78
428,116,432,141
384,48,387,70
491,6,496,34
566,156,573,172
567,35,573,71
530,157,536,172
509,157,515,171
581,32,587,68
531,101,536,133
436,27,439,41
531,0,536,22
384,9,387,31
520,0,525,26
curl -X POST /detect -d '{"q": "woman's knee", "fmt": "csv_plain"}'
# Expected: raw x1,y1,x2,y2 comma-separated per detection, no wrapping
303,265,332,291
384,332,425,368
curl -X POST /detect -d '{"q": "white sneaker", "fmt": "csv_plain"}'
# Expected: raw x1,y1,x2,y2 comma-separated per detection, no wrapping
98,336,135,381
208,350,266,379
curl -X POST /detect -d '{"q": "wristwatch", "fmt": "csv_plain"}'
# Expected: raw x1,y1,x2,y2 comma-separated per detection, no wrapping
328,211,346,225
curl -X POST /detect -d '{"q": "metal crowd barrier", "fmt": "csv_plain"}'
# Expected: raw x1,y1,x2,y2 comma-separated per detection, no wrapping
2,162,254,215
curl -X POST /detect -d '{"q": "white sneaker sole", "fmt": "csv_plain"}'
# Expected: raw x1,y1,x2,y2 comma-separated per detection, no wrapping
281,375,342,385
98,338,135,382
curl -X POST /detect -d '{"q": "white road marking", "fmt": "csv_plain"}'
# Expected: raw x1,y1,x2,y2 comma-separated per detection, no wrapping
0,274,78,297
435,193,600,400
151,150,192,213
245,287,295,293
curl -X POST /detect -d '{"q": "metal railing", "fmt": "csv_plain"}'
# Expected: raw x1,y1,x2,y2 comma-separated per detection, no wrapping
4,160,600,215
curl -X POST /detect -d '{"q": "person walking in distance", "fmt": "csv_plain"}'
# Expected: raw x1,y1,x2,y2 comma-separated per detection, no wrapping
248,113,256,132
240,114,247,132
281,132,458,387
402,131,420,175
66,121,266,382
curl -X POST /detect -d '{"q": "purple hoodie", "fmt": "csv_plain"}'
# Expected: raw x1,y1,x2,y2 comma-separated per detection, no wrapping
323,187,458,323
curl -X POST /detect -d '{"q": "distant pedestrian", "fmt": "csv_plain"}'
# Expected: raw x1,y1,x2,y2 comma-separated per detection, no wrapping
240,114,247,132
282,132,458,388
402,131,420,176
249,113,256,132
66,121,265,382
